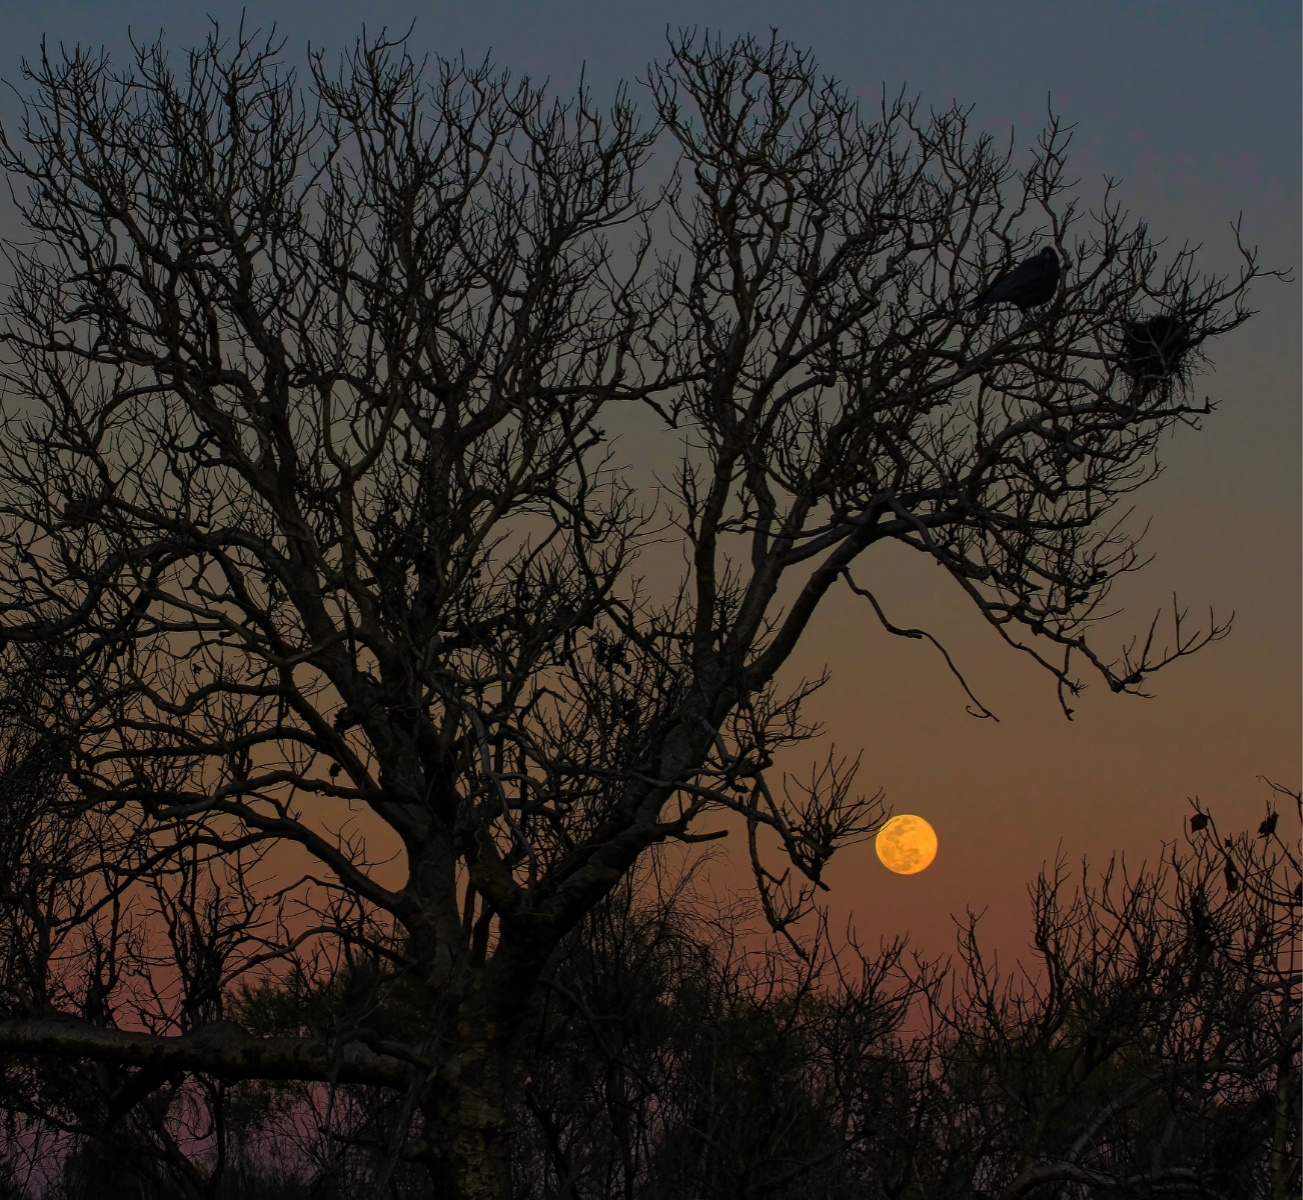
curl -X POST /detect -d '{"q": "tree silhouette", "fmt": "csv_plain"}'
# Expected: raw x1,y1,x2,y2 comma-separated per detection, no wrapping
7,792,1292,1198
0,19,1279,1198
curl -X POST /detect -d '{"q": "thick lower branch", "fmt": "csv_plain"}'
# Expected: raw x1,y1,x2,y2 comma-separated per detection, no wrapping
0,1016,416,1089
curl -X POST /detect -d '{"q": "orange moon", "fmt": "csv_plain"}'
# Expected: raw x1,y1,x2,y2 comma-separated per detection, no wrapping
875,815,938,875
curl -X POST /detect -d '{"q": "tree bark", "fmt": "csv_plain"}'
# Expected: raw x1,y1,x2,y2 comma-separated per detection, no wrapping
422,1051,513,1199
412,985,515,1200
0,1016,416,1087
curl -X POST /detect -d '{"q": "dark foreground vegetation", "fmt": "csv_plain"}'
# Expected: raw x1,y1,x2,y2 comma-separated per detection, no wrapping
3,779,1298,1198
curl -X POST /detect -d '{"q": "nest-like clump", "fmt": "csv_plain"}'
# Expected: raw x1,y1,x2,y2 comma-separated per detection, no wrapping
1119,314,1193,399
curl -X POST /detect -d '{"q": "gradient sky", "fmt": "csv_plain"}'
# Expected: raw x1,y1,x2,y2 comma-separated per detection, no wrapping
0,0,1297,971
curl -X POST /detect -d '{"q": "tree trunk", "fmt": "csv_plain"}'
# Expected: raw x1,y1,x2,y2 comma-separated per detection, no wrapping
420,997,514,1200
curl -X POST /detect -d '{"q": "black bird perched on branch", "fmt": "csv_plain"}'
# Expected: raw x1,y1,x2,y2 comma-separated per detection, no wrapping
966,247,1061,318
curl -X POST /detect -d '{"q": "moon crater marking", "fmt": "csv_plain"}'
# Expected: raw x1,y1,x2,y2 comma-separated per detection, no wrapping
875,814,938,875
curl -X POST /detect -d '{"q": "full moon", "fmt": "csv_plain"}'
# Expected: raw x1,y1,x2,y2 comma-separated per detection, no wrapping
875,815,938,875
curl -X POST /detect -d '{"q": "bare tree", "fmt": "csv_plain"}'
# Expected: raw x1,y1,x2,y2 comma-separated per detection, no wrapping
0,18,1279,1199
505,787,1303,1200
844,783,1301,1200
503,849,906,1200
4,777,1294,1199
297,789,1303,1199
499,785,1299,1200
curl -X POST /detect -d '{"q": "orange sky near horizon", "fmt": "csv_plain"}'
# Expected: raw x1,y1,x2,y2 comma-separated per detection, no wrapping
0,0,1296,986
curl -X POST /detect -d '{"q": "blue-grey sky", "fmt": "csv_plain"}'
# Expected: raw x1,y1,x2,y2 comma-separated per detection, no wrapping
0,0,1297,962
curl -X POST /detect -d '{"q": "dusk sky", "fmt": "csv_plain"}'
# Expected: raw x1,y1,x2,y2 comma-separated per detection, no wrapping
1,0,1297,969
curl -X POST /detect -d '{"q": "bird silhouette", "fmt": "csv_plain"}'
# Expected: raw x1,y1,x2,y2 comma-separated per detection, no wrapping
1258,812,1278,838
1190,812,1210,832
967,248,1061,318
